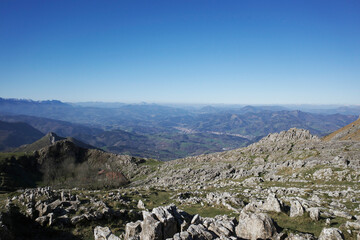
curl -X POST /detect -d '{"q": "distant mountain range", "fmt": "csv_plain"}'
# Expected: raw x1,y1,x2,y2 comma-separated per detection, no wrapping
0,98,358,160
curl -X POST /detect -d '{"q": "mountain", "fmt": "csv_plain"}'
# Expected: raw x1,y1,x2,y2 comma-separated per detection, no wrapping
0,135,138,191
322,117,360,141
14,132,97,153
163,110,358,138
0,120,44,151
0,115,250,160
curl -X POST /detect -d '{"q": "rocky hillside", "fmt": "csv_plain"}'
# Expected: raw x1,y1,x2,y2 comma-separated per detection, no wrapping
323,117,360,141
1,127,360,239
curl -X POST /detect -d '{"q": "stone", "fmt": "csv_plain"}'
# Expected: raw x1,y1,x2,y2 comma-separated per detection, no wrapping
262,194,283,213
318,228,344,240
286,233,316,240
235,211,276,240
186,224,214,240
308,208,320,221
94,226,120,240
71,215,86,225
173,231,192,240
124,220,142,240
140,211,163,240
137,200,146,210
290,200,304,217
35,216,49,226
152,206,178,238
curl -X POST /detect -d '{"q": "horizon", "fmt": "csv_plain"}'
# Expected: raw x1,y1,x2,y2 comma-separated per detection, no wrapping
1,96,360,109
1,0,360,104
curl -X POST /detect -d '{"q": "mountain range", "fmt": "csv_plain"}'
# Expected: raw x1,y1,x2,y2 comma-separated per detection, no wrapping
0,98,358,160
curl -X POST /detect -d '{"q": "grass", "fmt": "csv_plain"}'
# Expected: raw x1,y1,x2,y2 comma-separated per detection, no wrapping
268,212,348,237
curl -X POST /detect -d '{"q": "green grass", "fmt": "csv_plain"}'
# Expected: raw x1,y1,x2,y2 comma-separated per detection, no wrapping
268,212,349,237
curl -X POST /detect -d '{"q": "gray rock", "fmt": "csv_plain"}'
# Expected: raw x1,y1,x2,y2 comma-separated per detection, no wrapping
286,233,316,240
290,200,304,217
137,200,146,210
262,194,283,213
187,224,214,240
152,206,178,239
94,226,120,240
125,220,142,240
71,215,86,225
235,211,276,240
140,211,163,240
318,227,344,240
35,216,49,226
308,208,320,221
172,231,192,240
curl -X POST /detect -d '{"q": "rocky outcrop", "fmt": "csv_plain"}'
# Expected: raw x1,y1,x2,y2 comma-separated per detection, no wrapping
318,227,344,240
235,211,277,240
94,226,120,240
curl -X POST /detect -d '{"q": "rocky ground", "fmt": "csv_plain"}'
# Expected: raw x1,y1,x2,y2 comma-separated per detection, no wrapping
1,128,360,239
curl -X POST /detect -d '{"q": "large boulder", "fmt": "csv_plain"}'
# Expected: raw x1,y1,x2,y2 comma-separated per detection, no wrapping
140,211,163,240
318,228,344,240
152,206,178,238
290,200,304,217
262,194,283,213
235,211,277,240
125,220,142,240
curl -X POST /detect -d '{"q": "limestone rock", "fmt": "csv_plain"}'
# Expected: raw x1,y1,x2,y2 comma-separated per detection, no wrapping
235,211,276,240
290,200,304,217
308,208,320,221
137,200,146,210
94,226,120,240
186,224,214,240
152,205,178,238
262,194,283,213
140,211,163,240
318,228,344,240
125,220,142,240
286,232,316,240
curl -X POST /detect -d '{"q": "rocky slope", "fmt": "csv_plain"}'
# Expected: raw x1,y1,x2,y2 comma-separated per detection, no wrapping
323,117,360,141
1,127,360,239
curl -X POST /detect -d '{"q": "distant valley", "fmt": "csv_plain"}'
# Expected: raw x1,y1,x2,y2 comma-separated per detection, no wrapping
0,98,358,160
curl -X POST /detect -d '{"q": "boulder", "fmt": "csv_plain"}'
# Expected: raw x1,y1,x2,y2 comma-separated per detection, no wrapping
308,208,320,221
262,194,283,213
137,200,146,210
318,228,344,240
140,211,163,240
124,220,142,240
94,226,120,240
172,231,192,240
235,211,276,240
290,200,304,217
186,224,215,240
152,205,178,238
286,232,316,240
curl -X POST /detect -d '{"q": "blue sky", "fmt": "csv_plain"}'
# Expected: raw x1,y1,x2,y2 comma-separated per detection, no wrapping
0,0,359,104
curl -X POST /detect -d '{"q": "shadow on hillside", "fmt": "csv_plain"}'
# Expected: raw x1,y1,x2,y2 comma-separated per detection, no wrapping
2,205,82,240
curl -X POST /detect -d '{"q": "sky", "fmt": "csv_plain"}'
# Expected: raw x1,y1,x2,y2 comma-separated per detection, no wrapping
0,0,359,104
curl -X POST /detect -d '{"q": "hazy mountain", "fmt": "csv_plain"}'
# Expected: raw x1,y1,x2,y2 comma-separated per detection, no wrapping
162,110,358,137
0,120,44,151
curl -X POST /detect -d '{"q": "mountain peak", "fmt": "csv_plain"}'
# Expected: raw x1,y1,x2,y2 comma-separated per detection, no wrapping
259,128,319,144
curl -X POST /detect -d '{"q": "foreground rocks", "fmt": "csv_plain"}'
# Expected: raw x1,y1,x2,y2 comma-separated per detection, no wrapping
121,204,278,240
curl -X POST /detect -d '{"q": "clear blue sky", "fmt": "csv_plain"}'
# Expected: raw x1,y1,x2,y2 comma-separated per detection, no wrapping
0,0,359,104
